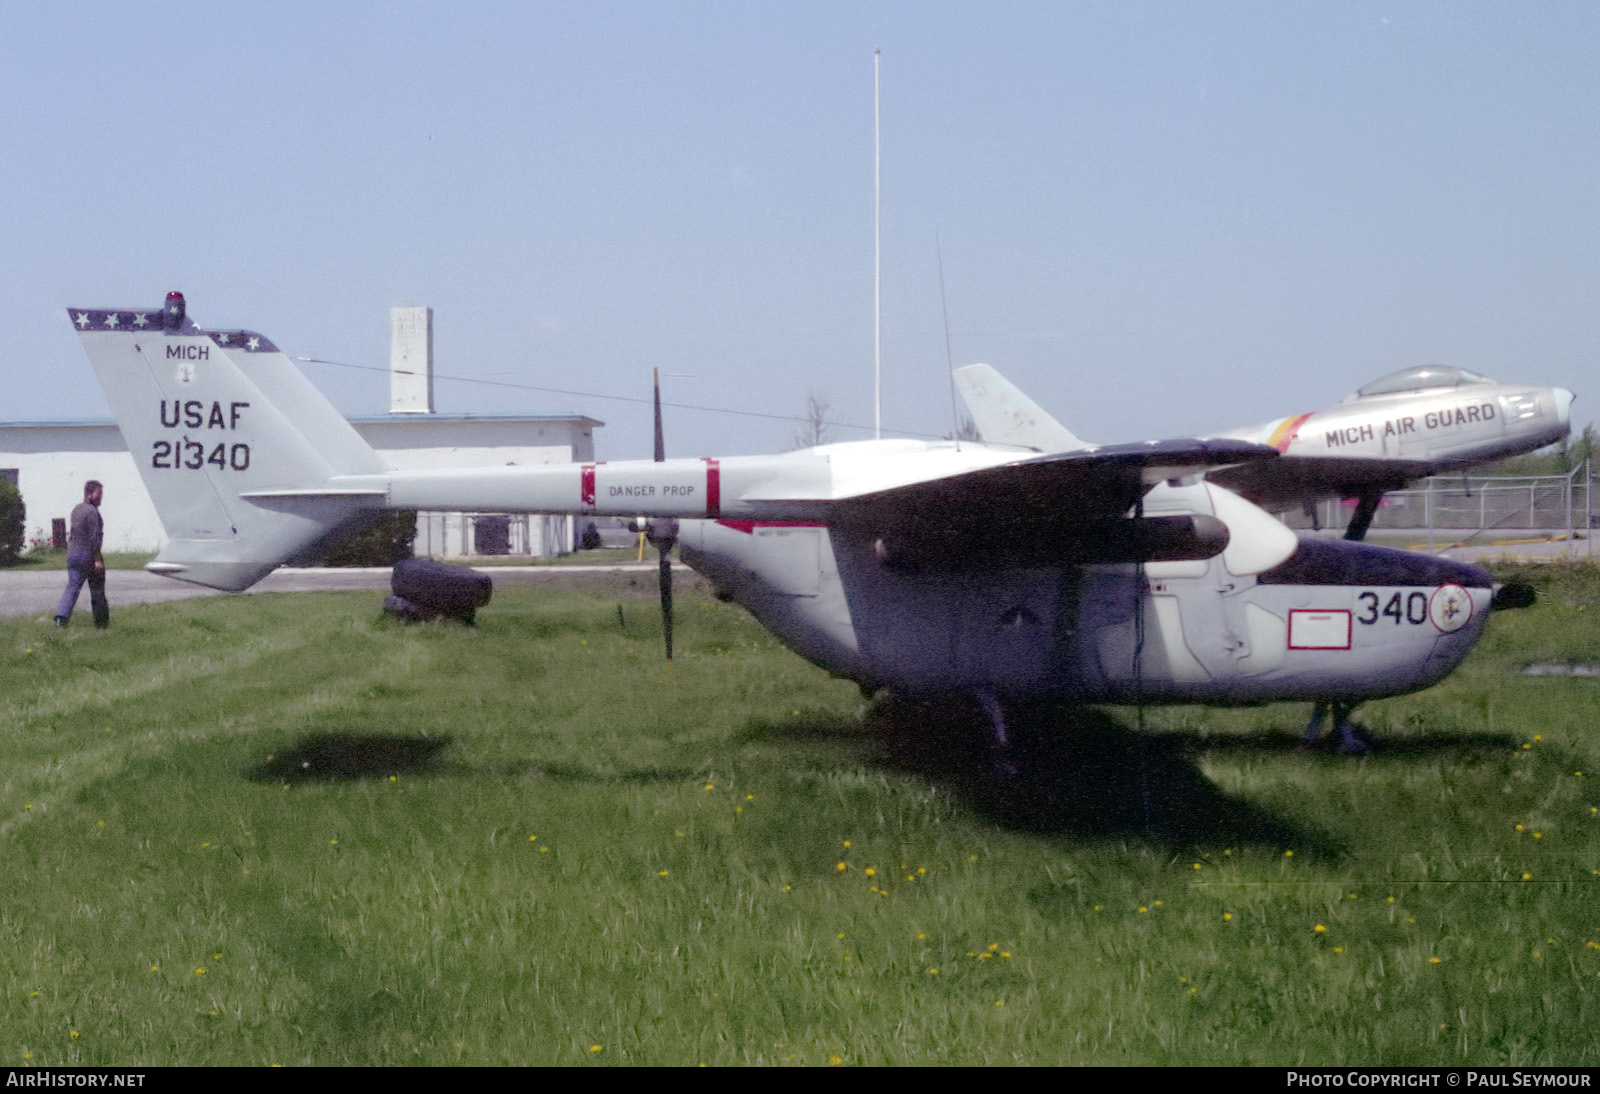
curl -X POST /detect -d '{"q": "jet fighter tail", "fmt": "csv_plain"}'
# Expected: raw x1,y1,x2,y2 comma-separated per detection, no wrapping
69,294,387,591
952,363,1089,453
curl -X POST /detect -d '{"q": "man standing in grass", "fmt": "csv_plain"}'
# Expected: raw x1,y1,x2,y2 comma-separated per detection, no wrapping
55,479,108,628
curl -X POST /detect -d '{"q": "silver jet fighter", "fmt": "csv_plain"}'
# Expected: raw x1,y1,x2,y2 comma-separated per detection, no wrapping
71,296,1514,762
1212,365,1575,539
955,363,1575,541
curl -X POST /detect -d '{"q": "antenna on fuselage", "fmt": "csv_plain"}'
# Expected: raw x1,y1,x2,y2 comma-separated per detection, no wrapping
937,234,960,451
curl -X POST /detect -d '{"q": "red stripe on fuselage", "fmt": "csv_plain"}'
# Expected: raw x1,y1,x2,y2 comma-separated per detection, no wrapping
703,457,720,518
580,464,596,507
715,520,828,535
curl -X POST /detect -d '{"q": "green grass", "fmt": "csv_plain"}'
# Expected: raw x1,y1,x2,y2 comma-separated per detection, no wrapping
5,549,154,571
1,565,1598,1065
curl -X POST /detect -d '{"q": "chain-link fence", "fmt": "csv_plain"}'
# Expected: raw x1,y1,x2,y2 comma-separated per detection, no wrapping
1280,462,1593,541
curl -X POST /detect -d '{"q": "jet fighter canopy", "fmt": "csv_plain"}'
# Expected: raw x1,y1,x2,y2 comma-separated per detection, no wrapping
1346,365,1493,401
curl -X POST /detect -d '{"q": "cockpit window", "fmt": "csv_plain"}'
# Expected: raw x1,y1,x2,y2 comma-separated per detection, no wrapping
1353,366,1493,399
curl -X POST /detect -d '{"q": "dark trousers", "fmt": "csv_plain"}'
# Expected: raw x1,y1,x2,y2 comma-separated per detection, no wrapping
56,556,108,627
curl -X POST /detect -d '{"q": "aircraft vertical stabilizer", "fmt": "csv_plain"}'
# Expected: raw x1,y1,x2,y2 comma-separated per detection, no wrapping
69,296,383,590
952,363,1089,453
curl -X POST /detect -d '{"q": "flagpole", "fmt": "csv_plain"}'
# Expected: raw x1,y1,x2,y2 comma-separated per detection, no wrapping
874,46,882,440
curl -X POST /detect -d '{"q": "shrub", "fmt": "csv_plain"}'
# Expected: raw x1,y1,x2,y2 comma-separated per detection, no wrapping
316,510,417,567
0,478,23,564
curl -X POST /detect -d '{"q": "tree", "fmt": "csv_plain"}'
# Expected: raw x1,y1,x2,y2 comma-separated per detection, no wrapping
794,392,833,449
0,478,23,564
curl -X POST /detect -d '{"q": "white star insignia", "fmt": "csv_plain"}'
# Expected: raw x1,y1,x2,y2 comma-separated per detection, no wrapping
104,313,120,328
216,332,230,344
75,312,90,328
247,337,260,350
133,313,150,327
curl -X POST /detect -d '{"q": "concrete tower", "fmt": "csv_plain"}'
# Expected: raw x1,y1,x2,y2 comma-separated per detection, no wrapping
389,306,434,414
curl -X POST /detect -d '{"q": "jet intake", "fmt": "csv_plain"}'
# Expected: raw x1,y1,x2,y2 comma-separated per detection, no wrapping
871,514,1230,572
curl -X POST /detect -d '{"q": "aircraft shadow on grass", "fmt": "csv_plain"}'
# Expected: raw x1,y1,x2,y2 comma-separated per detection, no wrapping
750,702,1352,854
248,733,453,782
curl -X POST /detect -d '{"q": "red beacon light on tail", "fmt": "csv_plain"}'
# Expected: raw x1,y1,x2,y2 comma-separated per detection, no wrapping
162,291,185,331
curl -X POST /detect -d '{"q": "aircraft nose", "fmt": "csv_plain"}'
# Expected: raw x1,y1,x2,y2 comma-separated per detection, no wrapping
1552,387,1576,430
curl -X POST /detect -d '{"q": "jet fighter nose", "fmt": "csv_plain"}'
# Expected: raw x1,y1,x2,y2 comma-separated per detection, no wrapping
1552,387,1576,430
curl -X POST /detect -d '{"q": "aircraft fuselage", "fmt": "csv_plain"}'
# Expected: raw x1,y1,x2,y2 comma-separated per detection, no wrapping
680,480,1492,707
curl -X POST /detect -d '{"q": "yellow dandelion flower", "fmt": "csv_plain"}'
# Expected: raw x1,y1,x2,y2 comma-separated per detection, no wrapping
1430,956,1443,964
1223,913,1233,921
864,867,876,878
529,835,537,842
1334,946,1344,953
837,933,845,940
836,861,848,872
829,1055,843,1066
1314,924,1327,933
1523,872,1532,881
1153,900,1163,907
589,1043,603,1054
1138,906,1148,914
69,1030,79,1040
1534,832,1543,840
539,846,550,854
927,967,940,975
1284,849,1294,857
194,967,206,976
842,840,851,848
329,839,338,846
657,870,669,878
1193,862,1202,870
704,783,714,791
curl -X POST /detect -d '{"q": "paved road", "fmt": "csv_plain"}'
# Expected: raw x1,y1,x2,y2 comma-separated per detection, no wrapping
0,563,689,621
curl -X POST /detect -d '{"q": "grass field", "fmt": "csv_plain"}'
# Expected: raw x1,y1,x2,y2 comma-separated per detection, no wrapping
2,564,1598,1066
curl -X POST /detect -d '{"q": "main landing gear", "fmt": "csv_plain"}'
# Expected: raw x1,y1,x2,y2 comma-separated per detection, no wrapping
1303,700,1369,754
975,692,1019,777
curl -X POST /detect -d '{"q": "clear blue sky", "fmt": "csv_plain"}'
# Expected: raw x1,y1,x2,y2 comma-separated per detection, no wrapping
3,1,1595,458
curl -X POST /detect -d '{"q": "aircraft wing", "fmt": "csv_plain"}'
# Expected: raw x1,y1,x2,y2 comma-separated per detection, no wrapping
841,437,1278,517
1206,455,1435,509
829,437,1285,568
